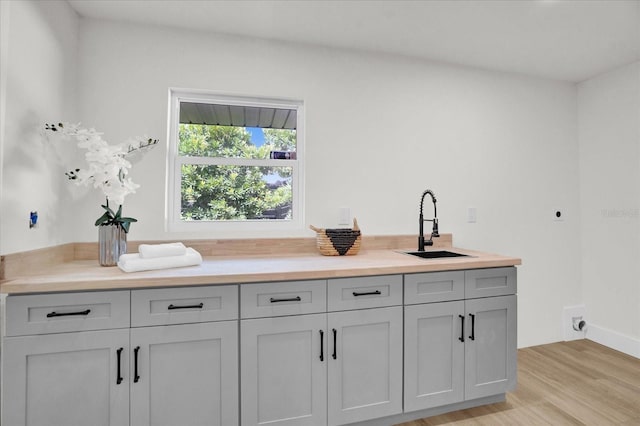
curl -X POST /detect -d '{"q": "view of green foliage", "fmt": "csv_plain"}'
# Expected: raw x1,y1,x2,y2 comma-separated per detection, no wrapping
179,124,296,221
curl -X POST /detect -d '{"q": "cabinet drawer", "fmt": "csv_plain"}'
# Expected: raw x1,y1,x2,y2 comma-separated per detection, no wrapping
131,285,238,326
327,275,402,311
465,267,517,299
5,291,130,336
404,271,465,304
241,280,326,319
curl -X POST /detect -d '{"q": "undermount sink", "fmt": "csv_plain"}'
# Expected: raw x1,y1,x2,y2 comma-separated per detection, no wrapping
403,250,469,259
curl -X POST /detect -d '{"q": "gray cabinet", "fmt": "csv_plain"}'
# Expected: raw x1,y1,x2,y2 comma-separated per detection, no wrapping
3,292,131,426
328,306,403,425
241,307,403,426
464,267,517,299
130,321,238,426
464,295,517,400
130,286,239,426
404,268,517,413
404,301,465,411
2,286,239,426
2,266,517,426
240,277,403,426
404,271,465,305
240,280,326,319
5,290,130,336
327,275,403,311
3,329,130,426
131,285,238,326
241,313,328,426
327,276,403,425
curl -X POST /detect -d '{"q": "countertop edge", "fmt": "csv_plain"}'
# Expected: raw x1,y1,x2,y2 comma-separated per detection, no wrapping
0,248,521,294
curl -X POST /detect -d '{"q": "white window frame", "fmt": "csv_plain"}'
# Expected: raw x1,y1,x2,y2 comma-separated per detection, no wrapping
166,89,304,233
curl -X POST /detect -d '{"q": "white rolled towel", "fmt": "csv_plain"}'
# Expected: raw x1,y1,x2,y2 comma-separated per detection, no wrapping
138,242,186,259
118,248,202,273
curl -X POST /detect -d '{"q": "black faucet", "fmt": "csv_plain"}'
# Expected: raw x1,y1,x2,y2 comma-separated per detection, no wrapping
418,189,439,251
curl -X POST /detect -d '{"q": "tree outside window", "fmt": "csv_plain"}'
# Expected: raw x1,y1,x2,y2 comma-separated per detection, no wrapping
179,125,296,221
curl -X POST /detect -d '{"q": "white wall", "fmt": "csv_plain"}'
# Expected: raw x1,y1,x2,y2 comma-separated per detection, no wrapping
578,61,640,356
73,19,582,347
0,1,9,256
0,0,79,254
0,6,585,348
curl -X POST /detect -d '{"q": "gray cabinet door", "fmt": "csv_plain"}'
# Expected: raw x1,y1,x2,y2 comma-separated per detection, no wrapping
2,329,130,426
241,314,327,426
464,295,517,400
404,301,465,412
130,321,238,426
328,306,403,425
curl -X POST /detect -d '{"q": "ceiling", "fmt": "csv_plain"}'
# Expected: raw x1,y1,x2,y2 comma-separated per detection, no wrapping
68,0,640,82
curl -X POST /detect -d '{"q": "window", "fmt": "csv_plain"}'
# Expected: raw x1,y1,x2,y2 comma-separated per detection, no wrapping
167,90,304,233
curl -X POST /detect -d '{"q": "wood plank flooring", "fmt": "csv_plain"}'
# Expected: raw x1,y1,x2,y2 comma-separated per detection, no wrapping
396,340,640,425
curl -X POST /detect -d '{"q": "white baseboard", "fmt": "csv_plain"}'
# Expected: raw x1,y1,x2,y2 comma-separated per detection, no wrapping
586,323,640,359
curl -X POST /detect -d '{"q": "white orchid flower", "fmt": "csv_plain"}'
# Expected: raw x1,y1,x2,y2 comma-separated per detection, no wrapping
45,122,158,233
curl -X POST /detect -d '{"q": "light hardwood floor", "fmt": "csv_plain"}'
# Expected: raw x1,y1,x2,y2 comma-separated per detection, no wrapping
396,340,640,425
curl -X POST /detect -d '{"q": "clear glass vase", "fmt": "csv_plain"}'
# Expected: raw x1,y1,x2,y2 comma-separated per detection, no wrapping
99,224,127,266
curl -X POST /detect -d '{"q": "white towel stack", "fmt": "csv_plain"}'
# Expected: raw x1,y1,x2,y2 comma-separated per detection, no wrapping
117,243,203,273
139,242,187,258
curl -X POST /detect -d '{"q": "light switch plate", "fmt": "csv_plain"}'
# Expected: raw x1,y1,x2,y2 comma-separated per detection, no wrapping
467,207,477,223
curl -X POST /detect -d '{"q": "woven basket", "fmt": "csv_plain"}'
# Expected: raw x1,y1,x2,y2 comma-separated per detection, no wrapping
309,218,361,256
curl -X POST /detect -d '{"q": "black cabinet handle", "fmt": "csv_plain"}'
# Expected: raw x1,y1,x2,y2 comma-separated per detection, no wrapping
319,330,324,362
116,347,123,385
47,309,91,318
332,328,337,360
269,296,301,303
458,315,465,342
133,346,140,383
352,290,381,297
469,313,475,341
167,303,204,310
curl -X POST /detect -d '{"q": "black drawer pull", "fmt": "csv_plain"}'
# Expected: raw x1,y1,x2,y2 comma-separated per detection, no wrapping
319,330,324,362
46,309,91,318
469,313,476,341
352,290,381,297
167,303,204,310
133,346,141,383
116,347,123,385
269,296,302,303
332,328,337,360
459,315,465,342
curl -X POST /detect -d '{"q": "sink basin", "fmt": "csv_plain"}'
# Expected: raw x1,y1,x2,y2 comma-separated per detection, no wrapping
403,250,469,259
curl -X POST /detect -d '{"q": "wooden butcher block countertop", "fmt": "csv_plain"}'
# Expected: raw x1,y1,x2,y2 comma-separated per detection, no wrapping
0,237,521,294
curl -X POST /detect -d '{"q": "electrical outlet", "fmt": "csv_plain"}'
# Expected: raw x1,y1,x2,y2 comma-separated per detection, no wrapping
338,207,351,226
563,305,586,341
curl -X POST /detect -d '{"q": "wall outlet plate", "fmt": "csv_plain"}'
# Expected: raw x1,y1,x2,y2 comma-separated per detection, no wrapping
563,305,586,341
338,207,351,226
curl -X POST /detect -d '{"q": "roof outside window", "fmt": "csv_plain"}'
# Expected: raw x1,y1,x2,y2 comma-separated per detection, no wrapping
179,102,297,130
